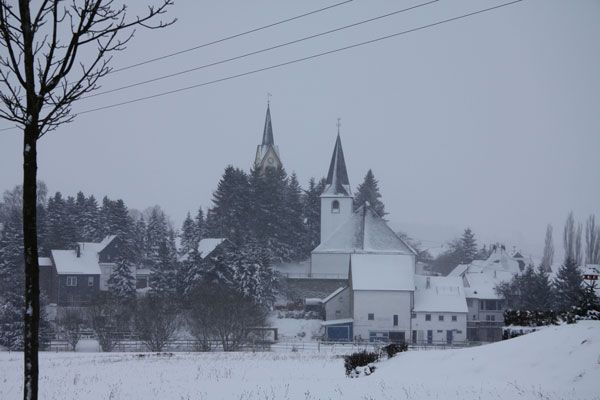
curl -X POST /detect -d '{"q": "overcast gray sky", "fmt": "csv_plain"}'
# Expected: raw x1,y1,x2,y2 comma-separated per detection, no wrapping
1,0,599,258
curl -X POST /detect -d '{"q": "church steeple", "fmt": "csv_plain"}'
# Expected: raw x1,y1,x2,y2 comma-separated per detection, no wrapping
320,124,353,243
262,105,274,146
323,132,351,196
255,103,282,172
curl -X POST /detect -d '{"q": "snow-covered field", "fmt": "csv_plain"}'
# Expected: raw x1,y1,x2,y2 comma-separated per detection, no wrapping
1,322,598,400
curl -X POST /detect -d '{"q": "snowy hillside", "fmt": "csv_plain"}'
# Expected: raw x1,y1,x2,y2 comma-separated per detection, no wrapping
0,322,598,399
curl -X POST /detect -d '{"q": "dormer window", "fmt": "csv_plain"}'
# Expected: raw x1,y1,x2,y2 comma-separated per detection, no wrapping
331,200,340,214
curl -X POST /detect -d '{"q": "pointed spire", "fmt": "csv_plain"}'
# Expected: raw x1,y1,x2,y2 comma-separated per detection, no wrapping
262,104,274,146
324,132,351,196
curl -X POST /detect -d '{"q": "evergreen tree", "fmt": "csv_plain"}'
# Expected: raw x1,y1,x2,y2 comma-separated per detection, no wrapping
82,195,101,242
460,228,478,264
149,229,178,295
145,207,169,268
284,173,307,260
194,207,206,242
353,169,386,216
553,257,584,312
179,212,198,256
533,265,554,310
107,258,136,301
302,177,324,253
206,166,251,245
44,192,76,250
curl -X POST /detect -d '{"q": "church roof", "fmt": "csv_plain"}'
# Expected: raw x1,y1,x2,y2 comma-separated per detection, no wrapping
313,204,416,255
262,105,274,146
323,134,351,196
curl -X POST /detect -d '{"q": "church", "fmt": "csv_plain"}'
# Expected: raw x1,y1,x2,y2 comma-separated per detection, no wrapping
261,104,469,344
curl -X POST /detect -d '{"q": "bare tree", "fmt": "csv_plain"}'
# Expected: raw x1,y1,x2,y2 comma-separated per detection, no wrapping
0,2,174,397
188,283,267,351
585,215,600,265
135,294,178,352
540,224,554,272
58,309,85,351
563,212,576,264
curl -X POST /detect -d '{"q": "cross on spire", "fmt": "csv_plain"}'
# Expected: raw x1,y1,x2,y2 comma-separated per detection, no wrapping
267,92,272,107
337,117,341,135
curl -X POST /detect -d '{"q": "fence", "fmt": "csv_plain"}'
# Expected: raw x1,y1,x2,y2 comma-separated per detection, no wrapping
44,336,483,354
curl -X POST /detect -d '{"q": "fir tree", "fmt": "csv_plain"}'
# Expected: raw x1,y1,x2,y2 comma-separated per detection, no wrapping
107,258,136,301
206,166,251,245
194,207,206,242
303,177,324,253
353,169,386,216
179,212,198,256
284,173,307,260
460,228,478,264
553,257,584,312
533,265,554,310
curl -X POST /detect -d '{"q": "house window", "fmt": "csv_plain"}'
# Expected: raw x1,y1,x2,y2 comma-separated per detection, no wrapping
473,315,478,320
331,200,340,213
486,315,496,322
393,315,398,326
438,315,444,322
491,315,496,322
452,315,457,322
66,276,77,286
411,312,416,319
368,313,374,321
425,314,431,321
88,276,94,287
335,310,341,316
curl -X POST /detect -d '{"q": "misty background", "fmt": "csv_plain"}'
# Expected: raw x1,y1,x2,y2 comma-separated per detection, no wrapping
1,0,598,258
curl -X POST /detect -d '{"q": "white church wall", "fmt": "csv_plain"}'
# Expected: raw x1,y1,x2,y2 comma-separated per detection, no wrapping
352,290,412,341
310,252,350,279
320,196,353,243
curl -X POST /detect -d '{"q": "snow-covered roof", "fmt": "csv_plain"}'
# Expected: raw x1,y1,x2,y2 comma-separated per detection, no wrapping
50,235,117,275
321,318,353,326
351,253,415,291
463,269,514,299
51,249,101,275
414,275,468,313
198,238,227,259
38,257,53,267
322,287,347,303
313,204,416,255
450,248,522,300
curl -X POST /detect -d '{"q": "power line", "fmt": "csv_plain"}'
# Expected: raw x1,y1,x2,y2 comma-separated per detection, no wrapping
76,0,524,116
84,0,440,99
109,0,355,74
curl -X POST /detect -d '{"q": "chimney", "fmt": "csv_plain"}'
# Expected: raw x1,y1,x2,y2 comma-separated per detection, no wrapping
426,277,431,289
75,244,81,258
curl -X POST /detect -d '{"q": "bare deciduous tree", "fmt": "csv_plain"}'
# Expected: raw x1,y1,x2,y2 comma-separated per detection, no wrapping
0,2,174,397
58,309,85,351
188,283,267,351
135,294,178,352
540,224,554,272
585,215,600,265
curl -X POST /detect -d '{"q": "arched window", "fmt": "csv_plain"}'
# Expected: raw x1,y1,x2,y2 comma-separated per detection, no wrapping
331,200,340,213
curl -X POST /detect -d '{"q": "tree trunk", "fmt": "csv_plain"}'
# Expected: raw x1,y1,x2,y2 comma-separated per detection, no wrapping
23,129,39,400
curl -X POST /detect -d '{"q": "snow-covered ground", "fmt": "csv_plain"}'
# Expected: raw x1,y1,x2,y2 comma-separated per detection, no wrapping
1,322,598,399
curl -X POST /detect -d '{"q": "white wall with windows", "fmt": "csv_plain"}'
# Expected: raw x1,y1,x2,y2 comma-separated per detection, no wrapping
352,290,412,341
412,311,467,344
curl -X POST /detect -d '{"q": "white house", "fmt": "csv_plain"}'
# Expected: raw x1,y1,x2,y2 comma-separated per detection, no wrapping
316,134,468,343
448,246,522,341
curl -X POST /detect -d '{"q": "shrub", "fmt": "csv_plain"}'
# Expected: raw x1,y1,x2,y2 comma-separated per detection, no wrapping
382,342,408,358
343,350,380,376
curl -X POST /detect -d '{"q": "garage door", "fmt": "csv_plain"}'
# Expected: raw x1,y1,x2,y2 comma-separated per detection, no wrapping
327,326,350,341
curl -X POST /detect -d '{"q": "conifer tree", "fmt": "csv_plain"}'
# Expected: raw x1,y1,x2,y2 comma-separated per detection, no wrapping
553,257,584,312
302,177,325,254
533,265,554,310
107,258,136,301
353,169,386,216
194,207,206,242
460,228,478,264
207,166,251,245
180,212,198,256
284,173,307,260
